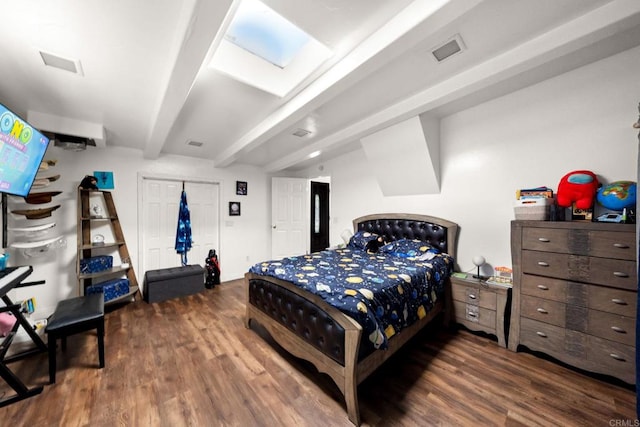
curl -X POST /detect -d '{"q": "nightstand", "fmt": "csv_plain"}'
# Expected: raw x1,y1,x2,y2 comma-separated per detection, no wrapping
450,273,511,347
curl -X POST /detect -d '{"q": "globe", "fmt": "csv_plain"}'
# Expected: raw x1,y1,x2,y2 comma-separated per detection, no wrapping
596,181,637,211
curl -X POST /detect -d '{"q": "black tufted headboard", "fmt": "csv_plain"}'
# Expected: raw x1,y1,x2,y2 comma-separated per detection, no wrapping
353,213,458,259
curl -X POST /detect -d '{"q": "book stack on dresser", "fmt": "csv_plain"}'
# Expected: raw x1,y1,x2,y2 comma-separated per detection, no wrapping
509,220,637,384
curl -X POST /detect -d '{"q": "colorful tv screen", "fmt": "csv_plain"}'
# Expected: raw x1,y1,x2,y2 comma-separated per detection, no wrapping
0,103,50,197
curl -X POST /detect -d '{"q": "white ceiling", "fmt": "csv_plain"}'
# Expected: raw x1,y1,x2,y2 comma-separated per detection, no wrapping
1,0,639,173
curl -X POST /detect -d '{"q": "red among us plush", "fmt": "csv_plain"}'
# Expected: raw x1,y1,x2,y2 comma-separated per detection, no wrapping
556,170,599,209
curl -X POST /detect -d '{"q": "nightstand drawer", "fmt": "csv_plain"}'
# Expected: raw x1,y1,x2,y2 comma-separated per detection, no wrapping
521,295,565,327
451,285,497,309
452,300,496,328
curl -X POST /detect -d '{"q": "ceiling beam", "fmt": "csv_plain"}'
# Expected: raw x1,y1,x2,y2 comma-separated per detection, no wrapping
213,0,482,168
143,0,233,160
264,0,640,172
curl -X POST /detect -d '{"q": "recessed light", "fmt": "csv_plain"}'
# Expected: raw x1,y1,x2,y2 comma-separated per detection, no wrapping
308,150,321,159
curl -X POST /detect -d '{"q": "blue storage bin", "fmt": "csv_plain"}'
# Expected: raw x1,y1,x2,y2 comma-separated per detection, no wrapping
80,256,113,274
86,278,129,302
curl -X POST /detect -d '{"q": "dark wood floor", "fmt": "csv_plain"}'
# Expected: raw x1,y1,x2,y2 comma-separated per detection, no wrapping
1,279,636,426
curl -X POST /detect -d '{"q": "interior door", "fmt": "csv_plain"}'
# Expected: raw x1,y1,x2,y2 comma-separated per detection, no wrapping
271,177,309,259
310,181,330,252
141,178,219,278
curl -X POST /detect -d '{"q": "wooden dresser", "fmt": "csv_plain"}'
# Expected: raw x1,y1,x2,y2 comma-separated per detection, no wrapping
509,220,637,384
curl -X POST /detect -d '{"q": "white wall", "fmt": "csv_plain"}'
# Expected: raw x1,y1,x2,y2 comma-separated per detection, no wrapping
4,145,271,321
301,45,639,276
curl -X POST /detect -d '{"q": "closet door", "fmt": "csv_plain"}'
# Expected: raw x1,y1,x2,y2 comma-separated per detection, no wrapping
141,178,219,278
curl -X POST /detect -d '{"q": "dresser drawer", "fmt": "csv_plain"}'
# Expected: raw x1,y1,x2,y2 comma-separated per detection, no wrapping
521,295,566,327
451,284,497,309
588,336,635,383
452,300,496,328
587,286,636,317
588,230,636,261
522,250,637,290
522,227,635,260
522,227,570,253
588,257,637,291
587,310,635,346
520,317,569,355
521,275,566,302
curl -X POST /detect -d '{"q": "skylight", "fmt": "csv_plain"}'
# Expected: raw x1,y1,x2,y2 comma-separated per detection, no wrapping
210,0,332,97
225,0,310,68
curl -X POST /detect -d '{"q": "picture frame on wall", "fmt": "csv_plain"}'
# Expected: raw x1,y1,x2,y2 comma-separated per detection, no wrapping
236,181,247,195
93,171,115,190
229,201,241,216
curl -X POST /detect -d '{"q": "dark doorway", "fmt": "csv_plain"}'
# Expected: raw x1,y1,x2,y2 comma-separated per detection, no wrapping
310,181,330,253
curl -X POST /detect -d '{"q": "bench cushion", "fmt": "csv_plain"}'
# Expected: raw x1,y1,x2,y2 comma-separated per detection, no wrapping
46,293,104,332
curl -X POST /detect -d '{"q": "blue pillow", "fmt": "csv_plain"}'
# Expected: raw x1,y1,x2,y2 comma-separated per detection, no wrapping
380,239,440,258
348,231,381,250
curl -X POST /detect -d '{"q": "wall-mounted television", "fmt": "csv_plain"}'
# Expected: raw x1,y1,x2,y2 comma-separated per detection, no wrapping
0,103,50,197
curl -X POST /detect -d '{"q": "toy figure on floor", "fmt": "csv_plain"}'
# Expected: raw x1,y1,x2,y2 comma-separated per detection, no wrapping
205,249,221,289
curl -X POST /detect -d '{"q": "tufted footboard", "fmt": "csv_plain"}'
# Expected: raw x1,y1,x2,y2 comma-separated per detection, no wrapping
245,272,446,426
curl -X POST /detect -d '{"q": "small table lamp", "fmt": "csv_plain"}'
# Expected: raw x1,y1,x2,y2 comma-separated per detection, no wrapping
472,255,486,279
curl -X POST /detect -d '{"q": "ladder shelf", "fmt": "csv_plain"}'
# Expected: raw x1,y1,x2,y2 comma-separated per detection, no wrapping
77,189,139,304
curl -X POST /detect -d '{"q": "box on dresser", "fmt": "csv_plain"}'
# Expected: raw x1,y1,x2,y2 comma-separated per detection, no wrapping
508,220,636,384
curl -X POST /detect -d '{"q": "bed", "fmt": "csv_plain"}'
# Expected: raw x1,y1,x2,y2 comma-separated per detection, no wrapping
244,213,458,425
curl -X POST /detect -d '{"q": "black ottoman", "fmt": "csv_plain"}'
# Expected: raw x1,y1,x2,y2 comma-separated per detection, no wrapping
144,265,205,303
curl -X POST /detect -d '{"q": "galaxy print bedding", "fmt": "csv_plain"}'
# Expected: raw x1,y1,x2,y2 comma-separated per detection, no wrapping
249,237,454,350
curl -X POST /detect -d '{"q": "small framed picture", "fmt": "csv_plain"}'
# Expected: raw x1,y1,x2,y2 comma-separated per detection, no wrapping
236,181,247,195
93,171,115,190
229,201,241,216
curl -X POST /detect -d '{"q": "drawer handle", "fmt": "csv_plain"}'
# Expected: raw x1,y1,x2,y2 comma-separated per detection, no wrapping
609,353,626,362
538,237,550,242
611,298,628,305
613,271,629,278
536,331,547,338
536,308,548,314
537,285,549,290
611,326,627,334
613,243,630,249
468,294,477,299
467,311,477,317
537,261,549,267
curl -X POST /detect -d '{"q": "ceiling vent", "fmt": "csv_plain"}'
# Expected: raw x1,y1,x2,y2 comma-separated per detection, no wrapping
46,132,96,151
39,51,84,75
431,34,465,62
187,140,204,147
292,128,311,137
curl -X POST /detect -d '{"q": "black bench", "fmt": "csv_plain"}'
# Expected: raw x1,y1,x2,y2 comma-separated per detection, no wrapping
144,265,204,303
45,293,105,384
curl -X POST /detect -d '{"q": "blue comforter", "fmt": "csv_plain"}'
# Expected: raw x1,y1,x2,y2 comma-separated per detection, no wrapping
249,244,454,350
